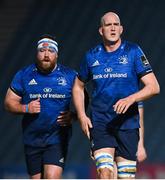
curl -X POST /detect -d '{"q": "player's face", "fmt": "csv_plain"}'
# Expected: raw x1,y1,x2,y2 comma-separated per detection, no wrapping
36,47,58,73
99,13,123,44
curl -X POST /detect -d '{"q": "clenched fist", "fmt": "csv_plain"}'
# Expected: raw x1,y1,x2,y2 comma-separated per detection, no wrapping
28,98,41,113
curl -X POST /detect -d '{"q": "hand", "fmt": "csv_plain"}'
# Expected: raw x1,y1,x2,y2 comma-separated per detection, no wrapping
90,150,94,160
28,98,41,113
79,115,93,139
57,111,73,127
137,144,147,162
113,95,135,114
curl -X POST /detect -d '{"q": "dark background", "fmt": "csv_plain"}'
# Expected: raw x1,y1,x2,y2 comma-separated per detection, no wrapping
0,0,164,178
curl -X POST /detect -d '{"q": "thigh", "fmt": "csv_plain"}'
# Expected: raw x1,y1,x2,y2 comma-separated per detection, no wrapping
90,124,117,152
24,145,43,176
43,143,68,168
115,129,139,161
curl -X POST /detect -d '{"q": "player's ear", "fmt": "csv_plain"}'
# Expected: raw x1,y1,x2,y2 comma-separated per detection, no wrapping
120,25,123,35
99,27,103,36
55,53,58,58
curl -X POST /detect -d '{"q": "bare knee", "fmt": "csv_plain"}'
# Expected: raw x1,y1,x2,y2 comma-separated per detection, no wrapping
94,151,114,179
44,165,62,179
30,173,41,179
44,170,61,179
98,167,113,179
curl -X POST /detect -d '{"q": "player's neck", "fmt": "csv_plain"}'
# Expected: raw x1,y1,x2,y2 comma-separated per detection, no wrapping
36,64,57,74
104,38,121,52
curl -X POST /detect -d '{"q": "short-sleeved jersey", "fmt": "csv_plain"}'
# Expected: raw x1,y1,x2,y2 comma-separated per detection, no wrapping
10,63,77,147
78,41,152,129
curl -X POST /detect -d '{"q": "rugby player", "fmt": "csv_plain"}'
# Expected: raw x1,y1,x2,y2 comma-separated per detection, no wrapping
73,12,159,179
4,34,76,179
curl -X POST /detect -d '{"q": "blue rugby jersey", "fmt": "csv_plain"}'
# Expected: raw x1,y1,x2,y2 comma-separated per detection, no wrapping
10,63,76,146
78,41,152,129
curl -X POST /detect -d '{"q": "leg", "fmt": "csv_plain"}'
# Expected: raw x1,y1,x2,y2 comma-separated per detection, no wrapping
24,145,43,179
113,162,118,179
90,123,118,179
30,173,41,179
44,164,63,179
115,129,139,179
94,147,115,179
116,156,136,179
43,144,67,179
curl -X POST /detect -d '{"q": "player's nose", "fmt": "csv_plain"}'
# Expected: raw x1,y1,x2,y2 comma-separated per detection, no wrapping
44,49,49,56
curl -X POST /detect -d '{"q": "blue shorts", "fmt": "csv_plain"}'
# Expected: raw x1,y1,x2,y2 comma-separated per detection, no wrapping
24,143,68,176
90,124,139,161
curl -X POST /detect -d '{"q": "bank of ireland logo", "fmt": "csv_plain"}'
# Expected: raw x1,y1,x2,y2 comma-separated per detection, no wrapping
104,67,113,72
43,87,52,93
119,55,128,64
57,77,67,86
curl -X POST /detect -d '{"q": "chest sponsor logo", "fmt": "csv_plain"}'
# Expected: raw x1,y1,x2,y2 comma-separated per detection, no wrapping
43,87,52,93
29,93,66,99
104,67,113,73
28,79,37,85
57,77,67,86
118,55,128,64
93,73,127,79
30,87,65,99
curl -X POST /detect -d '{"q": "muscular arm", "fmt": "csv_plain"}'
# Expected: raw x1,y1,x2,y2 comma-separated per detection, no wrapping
114,73,160,114
129,73,160,102
72,77,92,138
4,88,25,113
4,88,40,114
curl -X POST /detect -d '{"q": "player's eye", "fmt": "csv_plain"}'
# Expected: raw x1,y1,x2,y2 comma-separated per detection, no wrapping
105,23,120,26
49,48,56,53
39,48,45,52
114,23,120,26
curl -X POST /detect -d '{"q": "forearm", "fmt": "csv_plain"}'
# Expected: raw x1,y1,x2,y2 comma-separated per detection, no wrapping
138,108,144,146
73,88,86,119
138,126,144,146
5,100,26,114
129,83,159,103
137,107,147,162
72,79,87,120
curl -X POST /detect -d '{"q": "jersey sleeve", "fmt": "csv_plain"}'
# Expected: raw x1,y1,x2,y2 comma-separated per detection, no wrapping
10,70,24,97
78,53,91,83
71,70,77,84
134,45,153,78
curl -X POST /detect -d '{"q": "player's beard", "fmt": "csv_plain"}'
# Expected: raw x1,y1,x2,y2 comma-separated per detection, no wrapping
36,58,56,74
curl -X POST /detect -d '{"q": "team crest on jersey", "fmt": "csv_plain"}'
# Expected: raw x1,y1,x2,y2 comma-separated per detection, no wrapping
57,77,67,86
118,55,128,64
141,55,149,66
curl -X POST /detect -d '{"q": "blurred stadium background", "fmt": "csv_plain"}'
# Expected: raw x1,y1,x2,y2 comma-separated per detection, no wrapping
0,0,165,178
